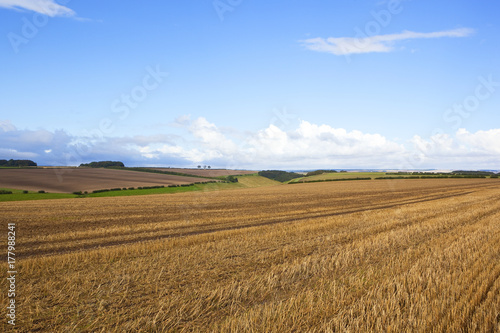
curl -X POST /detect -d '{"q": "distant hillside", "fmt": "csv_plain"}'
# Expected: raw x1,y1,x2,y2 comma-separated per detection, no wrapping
0,159,37,167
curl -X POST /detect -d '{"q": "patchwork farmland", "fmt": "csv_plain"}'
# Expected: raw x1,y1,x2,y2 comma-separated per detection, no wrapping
1,178,499,331
0,168,214,193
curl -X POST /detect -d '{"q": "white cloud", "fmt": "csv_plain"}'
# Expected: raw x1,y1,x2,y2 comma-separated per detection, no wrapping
0,0,75,17
408,129,500,169
0,148,38,159
136,144,204,163
188,117,239,156
113,118,406,169
412,129,500,157
301,28,474,56
0,120,16,132
1,119,499,170
153,118,405,168
248,121,403,163
456,128,500,154
158,119,500,170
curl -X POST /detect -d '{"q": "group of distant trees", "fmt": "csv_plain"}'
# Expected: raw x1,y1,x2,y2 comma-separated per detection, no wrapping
79,161,125,168
197,165,211,169
226,175,238,183
0,159,37,167
305,170,346,177
305,170,348,176
258,170,303,183
306,170,335,177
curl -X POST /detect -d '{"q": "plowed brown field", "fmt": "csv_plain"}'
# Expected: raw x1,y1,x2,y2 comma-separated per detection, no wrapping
1,179,499,331
0,168,212,193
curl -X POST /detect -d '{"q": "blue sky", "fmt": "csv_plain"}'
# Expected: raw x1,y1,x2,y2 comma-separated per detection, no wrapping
1,0,499,170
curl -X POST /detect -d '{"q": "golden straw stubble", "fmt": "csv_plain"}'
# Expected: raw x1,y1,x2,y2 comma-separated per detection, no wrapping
1,178,499,332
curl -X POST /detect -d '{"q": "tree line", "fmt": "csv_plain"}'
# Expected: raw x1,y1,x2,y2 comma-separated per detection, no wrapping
305,170,347,177
258,170,303,182
79,161,125,168
0,159,37,167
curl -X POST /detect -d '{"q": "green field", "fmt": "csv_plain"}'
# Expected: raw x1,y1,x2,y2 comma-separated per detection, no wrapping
0,188,75,201
0,183,239,202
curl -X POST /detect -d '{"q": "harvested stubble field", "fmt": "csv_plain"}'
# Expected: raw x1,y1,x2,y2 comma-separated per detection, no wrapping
1,178,500,331
0,168,212,193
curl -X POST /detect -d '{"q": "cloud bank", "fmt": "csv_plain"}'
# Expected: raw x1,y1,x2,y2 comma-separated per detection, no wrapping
0,0,75,17
301,28,475,55
1,118,499,170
